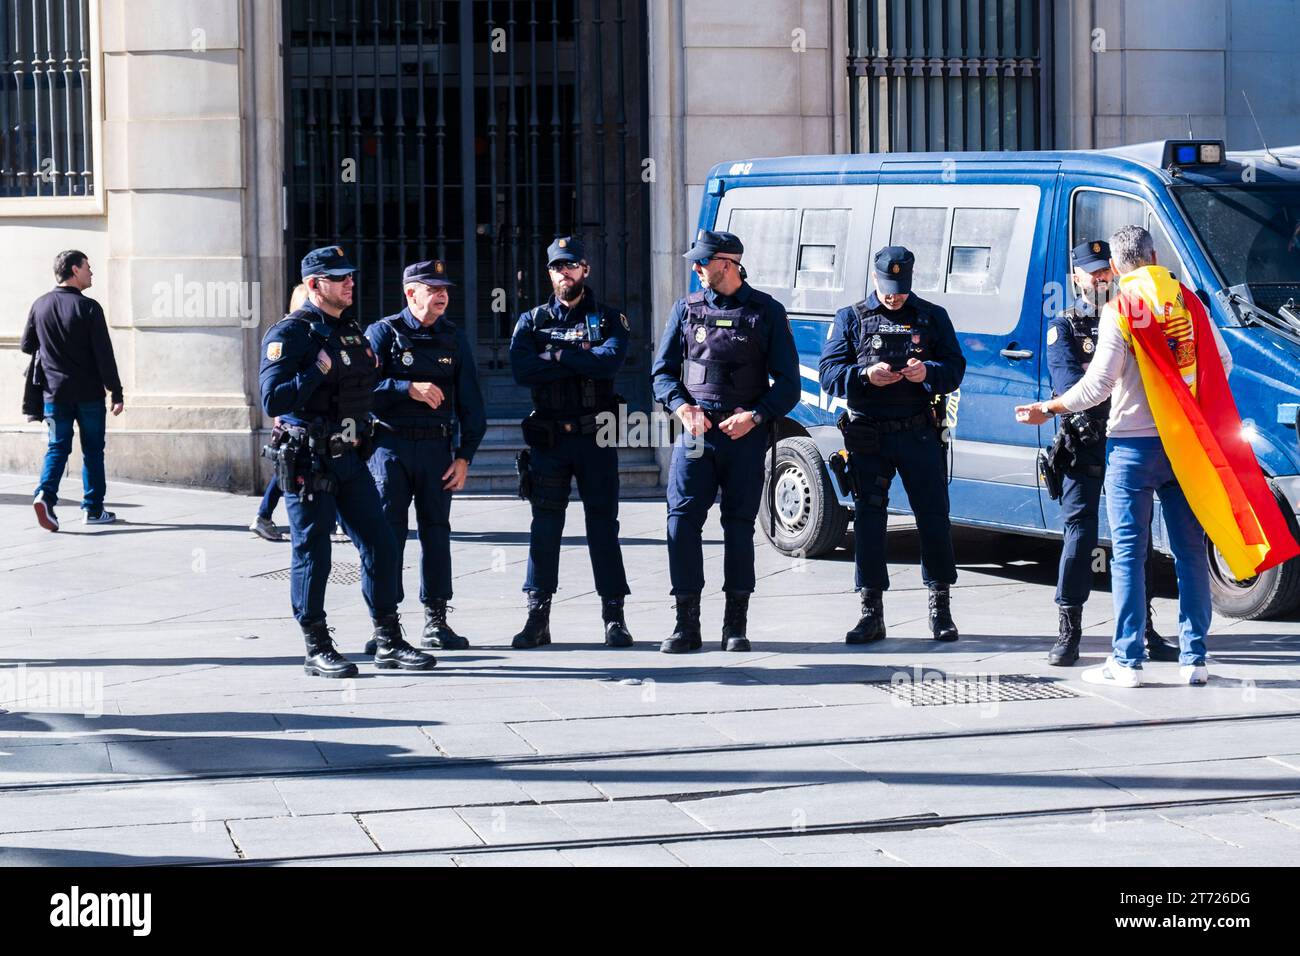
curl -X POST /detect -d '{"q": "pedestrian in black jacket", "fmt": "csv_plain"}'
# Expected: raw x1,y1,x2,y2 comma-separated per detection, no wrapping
20,250,123,531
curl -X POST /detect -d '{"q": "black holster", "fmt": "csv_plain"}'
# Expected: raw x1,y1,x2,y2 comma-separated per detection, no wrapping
521,413,556,450
515,448,533,500
836,412,881,455
828,450,857,499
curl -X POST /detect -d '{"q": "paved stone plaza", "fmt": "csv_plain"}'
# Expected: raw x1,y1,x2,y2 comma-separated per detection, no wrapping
3,472,1300,867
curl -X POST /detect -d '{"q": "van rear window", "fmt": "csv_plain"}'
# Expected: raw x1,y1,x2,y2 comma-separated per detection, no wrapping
725,207,797,286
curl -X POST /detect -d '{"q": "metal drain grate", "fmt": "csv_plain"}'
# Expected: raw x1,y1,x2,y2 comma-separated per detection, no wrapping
253,563,362,586
870,673,1080,706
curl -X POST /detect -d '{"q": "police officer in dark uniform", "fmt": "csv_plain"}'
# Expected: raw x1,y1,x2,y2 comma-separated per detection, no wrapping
1045,239,1179,666
819,246,966,644
508,236,634,649
259,246,435,677
651,229,800,653
364,259,487,654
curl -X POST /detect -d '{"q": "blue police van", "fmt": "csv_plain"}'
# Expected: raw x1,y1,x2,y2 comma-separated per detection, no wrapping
694,141,1300,619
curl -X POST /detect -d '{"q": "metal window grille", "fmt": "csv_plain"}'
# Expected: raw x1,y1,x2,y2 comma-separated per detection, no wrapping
848,0,1052,154
0,0,95,197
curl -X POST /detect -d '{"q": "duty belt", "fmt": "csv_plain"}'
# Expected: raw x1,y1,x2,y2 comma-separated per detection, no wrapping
852,410,933,434
537,412,601,435
378,422,453,441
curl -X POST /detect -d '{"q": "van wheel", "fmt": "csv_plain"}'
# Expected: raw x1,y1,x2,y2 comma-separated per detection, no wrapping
762,436,849,558
1207,539,1300,620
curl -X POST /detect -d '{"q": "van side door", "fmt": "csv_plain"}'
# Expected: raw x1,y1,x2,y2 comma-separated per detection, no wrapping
869,165,1060,531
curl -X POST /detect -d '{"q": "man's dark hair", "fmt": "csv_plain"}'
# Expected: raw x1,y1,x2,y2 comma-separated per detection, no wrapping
53,250,88,282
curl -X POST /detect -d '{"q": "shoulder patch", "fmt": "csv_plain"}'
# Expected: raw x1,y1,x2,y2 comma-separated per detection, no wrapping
266,341,283,362
1046,326,1058,347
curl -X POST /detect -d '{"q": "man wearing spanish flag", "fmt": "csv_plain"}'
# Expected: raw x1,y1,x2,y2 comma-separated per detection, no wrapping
1017,225,1300,688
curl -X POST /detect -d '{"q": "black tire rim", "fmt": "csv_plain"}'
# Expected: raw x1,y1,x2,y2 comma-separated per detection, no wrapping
1207,537,1258,592
772,459,812,537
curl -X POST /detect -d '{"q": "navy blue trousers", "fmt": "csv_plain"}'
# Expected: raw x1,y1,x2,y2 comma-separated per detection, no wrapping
369,432,456,605
850,424,956,590
523,432,629,597
666,423,768,595
283,447,399,627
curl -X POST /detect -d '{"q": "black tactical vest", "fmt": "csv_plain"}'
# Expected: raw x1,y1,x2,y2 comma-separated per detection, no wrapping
851,299,936,407
529,299,617,417
288,311,377,426
1061,300,1109,421
680,291,768,408
383,317,459,421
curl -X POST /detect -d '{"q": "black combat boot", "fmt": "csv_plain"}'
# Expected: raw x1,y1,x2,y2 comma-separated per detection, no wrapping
845,588,886,644
422,600,469,650
371,614,437,670
511,592,553,649
302,621,358,679
660,593,702,654
928,585,959,642
721,592,751,652
602,596,634,648
1144,604,1180,661
1048,605,1082,666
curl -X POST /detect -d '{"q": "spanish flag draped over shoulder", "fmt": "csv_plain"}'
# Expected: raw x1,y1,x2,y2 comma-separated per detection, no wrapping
1112,266,1300,580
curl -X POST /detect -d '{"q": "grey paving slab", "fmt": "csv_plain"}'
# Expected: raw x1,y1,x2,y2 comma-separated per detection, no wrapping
0,821,239,865
862,827,1019,866
507,712,737,755
559,843,686,867
957,813,1238,866
700,701,958,743
276,852,458,867
454,805,583,846
420,722,537,758
0,741,115,784
674,780,933,832
1085,756,1300,803
272,767,531,816
227,814,378,859
662,837,797,867
359,807,485,852
105,734,328,776
453,849,571,866
546,798,710,840
872,768,1137,817
833,732,1122,778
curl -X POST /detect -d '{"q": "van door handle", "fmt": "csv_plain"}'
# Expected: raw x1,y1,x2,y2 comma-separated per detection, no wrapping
1000,347,1033,360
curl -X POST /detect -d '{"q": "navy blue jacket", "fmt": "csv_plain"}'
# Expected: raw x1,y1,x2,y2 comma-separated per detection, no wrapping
20,286,123,404
509,286,628,388
1046,295,1109,420
651,282,800,421
259,300,364,426
366,307,487,464
819,292,965,414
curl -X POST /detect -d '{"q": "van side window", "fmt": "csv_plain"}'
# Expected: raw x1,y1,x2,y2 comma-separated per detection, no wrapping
890,206,947,293
725,207,797,287
1072,189,1186,279
795,208,850,290
947,207,1017,295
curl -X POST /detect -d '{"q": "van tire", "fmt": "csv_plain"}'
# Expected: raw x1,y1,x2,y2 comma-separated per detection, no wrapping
1207,540,1300,620
762,436,850,558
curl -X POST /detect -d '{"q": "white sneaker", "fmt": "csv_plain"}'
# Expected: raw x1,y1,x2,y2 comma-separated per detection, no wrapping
33,495,59,532
1081,659,1143,688
83,510,116,525
1179,664,1209,685
250,515,283,542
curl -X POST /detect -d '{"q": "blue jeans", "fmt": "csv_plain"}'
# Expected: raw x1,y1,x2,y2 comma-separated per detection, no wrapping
258,475,282,520
1104,437,1210,668
36,400,107,513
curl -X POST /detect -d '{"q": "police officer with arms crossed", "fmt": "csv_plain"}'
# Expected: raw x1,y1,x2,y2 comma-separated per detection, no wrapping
652,229,800,653
819,246,966,644
364,259,487,654
508,236,634,649
260,246,435,677
1044,239,1179,666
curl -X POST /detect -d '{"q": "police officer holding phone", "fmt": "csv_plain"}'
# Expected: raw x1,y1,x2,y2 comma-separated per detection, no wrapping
1044,239,1179,666
508,236,634,649
365,259,486,654
652,229,800,654
259,246,435,677
819,246,966,645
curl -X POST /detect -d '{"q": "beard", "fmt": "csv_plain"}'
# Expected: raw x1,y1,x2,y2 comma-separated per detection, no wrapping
555,277,586,305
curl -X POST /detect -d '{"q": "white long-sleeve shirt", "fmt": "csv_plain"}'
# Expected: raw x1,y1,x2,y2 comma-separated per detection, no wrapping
1058,302,1233,438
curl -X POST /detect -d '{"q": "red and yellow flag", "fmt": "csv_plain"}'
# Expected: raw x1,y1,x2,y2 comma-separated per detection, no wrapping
1112,266,1299,580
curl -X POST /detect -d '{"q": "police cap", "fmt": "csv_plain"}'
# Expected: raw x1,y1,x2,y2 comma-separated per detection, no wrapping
873,246,915,294
300,245,357,279
547,236,586,267
683,229,744,262
403,259,454,287
1071,239,1111,274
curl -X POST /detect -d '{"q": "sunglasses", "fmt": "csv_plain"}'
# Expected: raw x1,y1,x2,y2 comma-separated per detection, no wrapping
549,262,584,273
694,256,736,267
315,272,355,283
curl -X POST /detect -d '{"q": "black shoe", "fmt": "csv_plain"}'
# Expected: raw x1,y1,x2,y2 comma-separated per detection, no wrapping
661,593,702,654
846,588,886,644
1048,605,1082,666
423,601,469,650
928,585,959,642
1144,606,1180,662
371,614,437,670
721,592,751,652
302,622,358,679
601,596,634,648
511,593,553,649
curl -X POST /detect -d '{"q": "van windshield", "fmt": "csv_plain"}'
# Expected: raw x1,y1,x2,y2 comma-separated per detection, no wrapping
1173,184,1300,314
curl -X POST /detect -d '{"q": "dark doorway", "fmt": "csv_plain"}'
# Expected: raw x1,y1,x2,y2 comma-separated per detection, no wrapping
282,0,652,417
